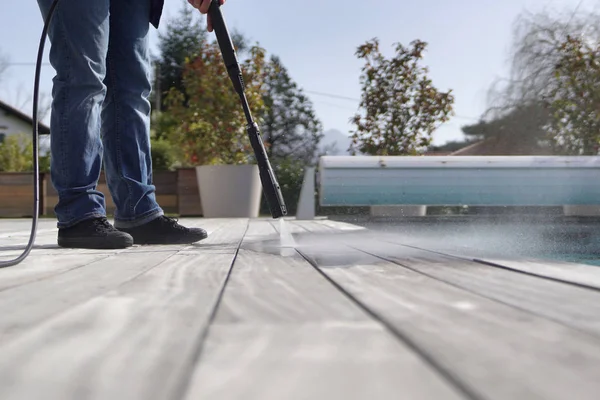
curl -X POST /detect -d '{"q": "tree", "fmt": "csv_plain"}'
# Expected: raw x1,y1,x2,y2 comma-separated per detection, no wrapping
153,3,251,114
153,4,208,114
484,8,600,119
161,41,268,166
0,133,34,172
545,35,600,154
349,38,454,156
261,56,323,165
460,102,553,154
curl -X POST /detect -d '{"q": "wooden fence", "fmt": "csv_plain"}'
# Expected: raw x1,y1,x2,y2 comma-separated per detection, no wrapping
0,168,202,218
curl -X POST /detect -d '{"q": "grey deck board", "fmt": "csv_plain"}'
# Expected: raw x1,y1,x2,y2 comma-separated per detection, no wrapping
1,217,599,399
0,219,248,400
185,324,464,400
358,219,600,290
0,253,113,291
0,219,226,291
300,221,600,335
0,251,179,345
364,240,600,337
378,233,600,291
183,219,466,400
466,256,600,290
294,224,600,400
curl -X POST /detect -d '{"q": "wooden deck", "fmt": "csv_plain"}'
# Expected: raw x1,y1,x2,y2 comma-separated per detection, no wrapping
1,217,600,400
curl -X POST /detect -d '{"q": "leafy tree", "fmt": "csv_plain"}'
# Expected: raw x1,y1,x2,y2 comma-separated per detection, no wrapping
153,4,207,114
150,136,178,170
349,38,454,156
152,3,250,115
161,41,268,166
544,35,600,154
0,133,34,172
261,56,323,165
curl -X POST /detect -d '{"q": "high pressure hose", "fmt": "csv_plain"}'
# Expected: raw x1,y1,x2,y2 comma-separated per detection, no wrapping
0,0,59,268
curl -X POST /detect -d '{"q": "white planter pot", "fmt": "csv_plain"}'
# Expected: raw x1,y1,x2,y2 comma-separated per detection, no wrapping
195,164,263,218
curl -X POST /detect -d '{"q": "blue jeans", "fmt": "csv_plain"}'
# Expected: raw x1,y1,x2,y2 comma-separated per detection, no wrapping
37,0,163,229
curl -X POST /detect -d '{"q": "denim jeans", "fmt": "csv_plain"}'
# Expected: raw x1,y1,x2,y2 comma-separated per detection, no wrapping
37,0,163,229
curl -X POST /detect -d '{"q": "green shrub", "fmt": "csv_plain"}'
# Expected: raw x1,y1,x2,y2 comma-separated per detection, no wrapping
260,158,307,216
0,133,34,172
151,136,178,171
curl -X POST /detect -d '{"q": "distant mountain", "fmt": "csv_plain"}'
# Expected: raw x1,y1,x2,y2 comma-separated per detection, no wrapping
318,129,353,155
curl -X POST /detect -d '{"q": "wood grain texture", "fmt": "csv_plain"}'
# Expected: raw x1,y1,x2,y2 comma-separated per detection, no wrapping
471,257,600,290
374,224,600,291
0,251,179,345
177,168,202,216
297,242,600,400
0,173,47,216
184,324,466,400
0,219,226,290
0,254,111,291
0,218,249,400
217,221,368,324
365,241,600,337
183,219,467,400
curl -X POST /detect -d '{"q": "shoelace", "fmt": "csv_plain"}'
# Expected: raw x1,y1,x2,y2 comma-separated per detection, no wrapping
161,216,187,231
92,218,116,233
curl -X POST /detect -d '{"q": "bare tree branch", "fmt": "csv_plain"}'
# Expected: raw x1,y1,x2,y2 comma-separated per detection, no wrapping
0,49,8,83
484,6,600,120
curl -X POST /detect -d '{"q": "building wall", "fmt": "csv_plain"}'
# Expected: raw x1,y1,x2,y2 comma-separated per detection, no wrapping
0,110,34,142
0,109,50,154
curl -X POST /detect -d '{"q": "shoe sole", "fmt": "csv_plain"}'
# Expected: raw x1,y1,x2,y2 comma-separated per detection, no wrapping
58,236,134,249
130,233,208,245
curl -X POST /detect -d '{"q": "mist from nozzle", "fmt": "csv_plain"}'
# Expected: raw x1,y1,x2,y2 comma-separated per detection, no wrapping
268,216,600,267
279,218,296,248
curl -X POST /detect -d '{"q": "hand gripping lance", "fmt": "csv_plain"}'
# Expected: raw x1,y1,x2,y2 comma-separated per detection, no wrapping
208,0,288,219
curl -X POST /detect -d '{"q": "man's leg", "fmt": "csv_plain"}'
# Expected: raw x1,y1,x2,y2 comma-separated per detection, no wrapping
37,0,133,248
103,0,207,244
100,0,163,227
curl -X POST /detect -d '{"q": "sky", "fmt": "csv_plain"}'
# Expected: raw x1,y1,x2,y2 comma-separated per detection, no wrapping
0,0,597,145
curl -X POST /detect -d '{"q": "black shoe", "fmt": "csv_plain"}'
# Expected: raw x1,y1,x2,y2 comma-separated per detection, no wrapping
118,216,208,245
58,217,134,249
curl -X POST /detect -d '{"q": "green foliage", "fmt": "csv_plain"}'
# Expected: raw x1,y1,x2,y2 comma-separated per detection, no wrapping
545,35,600,155
0,133,34,172
0,133,52,172
153,4,208,116
161,41,268,166
39,153,51,173
152,5,251,120
150,136,178,171
260,157,306,216
350,38,454,156
261,56,324,165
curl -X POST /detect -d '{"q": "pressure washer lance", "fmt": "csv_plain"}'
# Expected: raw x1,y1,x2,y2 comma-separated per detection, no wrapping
0,0,58,268
208,0,288,219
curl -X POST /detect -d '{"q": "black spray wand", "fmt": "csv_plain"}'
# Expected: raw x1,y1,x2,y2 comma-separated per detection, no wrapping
208,0,288,219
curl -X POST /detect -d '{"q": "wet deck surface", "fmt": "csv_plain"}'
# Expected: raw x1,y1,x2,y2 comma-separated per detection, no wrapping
1,217,600,400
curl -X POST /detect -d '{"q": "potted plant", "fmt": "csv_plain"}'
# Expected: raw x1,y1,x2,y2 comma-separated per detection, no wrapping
161,40,268,218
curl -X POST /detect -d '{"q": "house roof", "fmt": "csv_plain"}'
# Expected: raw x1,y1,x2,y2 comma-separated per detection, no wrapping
0,99,50,136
